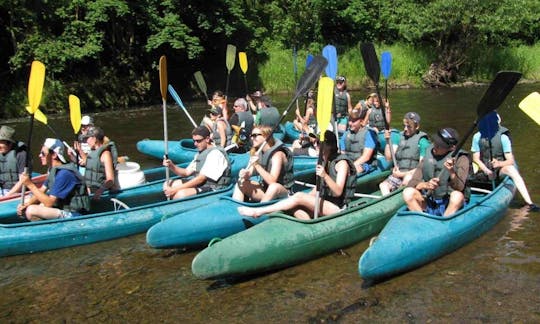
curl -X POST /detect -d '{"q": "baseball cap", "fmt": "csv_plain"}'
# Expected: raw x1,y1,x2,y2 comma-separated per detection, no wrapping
43,138,67,163
208,107,222,115
81,115,94,126
192,126,211,138
432,128,459,149
404,112,421,125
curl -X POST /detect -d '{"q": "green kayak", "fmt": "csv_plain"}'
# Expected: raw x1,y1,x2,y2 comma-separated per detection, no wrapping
191,187,404,279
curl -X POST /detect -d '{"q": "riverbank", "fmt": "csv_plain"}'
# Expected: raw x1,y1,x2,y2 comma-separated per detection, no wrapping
258,42,540,93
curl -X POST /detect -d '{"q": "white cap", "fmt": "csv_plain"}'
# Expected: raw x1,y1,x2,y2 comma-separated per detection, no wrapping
81,115,94,126
43,138,67,163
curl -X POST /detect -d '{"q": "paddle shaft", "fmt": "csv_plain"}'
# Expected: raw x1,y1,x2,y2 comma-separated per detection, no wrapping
361,43,398,168
168,85,197,128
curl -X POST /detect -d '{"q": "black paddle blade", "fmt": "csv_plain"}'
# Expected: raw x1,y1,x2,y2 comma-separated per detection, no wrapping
295,55,328,97
360,42,380,85
476,71,522,119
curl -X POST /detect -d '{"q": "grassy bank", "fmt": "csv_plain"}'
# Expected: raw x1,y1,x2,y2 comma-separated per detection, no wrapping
258,42,540,93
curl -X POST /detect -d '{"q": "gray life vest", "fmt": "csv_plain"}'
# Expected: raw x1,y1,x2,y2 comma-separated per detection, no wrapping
395,131,428,171
343,128,377,164
334,90,349,117
257,107,280,128
84,142,118,191
422,146,469,199
368,107,385,130
479,126,510,166
0,142,26,190
258,140,294,190
193,147,232,189
212,118,233,147
48,163,90,213
321,154,357,207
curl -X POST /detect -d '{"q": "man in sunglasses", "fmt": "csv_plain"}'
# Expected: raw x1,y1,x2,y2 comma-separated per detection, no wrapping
162,126,231,200
403,127,470,216
17,138,90,221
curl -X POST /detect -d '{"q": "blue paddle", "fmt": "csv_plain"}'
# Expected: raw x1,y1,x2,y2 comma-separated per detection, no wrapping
322,45,337,80
381,51,392,100
168,85,197,128
305,54,313,68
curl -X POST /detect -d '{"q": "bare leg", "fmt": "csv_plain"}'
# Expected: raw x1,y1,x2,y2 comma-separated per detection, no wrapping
379,180,391,196
173,188,198,200
500,165,534,205
261,183,288,202
444,191,465,216
26,205,62,221
403,187,426,212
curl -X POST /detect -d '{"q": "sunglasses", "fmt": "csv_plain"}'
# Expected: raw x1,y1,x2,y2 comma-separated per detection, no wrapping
39,150,49,157
250,133,263,139
438,128,458,145
193,137,206,143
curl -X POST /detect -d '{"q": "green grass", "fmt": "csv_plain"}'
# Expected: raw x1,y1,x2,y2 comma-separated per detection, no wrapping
258,42,540,93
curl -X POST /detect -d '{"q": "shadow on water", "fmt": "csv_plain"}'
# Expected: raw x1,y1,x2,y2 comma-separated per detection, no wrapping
1,84,539,322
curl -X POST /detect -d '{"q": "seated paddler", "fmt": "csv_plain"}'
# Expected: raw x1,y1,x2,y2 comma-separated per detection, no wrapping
403,128,470,217
233,125,294,202
238,131,356,220
17,138,90,221
340,107,379,175
163,126,231,200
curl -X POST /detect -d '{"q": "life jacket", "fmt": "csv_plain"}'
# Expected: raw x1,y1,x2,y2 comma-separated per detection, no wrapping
0,142,26,190
193,147,231,189
258,140,294,190
334,90,349,117
342,128,378,164
231,112,254,148
395,131,428,171
48,163,90,213
479,126,510,166
84,142,118,191
212,118,233,147
257,107,280,128
321,154,357,207
368,107,385,130
422,146,470,199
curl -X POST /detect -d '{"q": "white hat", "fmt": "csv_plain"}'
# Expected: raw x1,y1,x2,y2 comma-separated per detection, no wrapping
81,115,94,126
43,138,67,163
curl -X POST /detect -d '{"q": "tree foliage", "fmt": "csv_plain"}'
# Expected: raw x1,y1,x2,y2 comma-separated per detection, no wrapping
0,0,538,117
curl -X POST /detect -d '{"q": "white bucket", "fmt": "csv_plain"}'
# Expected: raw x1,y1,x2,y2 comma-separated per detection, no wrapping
116,161,146,189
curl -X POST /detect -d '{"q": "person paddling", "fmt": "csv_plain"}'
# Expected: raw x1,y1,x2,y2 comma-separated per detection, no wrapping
403,128,470,216
470,112,539,212
238,131,356,220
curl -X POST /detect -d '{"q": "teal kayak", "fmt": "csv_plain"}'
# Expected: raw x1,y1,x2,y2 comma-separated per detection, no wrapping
191,187,404,279
0,179,235,257
145,169,317,249
358,177,516,282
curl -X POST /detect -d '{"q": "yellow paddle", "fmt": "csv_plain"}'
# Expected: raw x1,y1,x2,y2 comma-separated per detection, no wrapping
518,91,540,125
22,60,46,204
239,52,248,94
68,94,81,135
313,76,334,219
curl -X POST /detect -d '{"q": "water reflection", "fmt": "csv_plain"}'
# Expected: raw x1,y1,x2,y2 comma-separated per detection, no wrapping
1,84,539,322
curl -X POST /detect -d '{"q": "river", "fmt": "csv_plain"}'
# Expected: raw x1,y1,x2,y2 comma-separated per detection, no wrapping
1,84,539,323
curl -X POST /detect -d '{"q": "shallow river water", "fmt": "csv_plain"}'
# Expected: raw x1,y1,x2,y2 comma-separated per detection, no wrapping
1,84,539,323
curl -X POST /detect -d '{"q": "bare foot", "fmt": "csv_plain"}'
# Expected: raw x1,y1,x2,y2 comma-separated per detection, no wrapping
237,206,261,218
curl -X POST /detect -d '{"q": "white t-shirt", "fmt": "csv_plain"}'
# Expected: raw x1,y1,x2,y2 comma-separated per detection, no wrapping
187,149,228,181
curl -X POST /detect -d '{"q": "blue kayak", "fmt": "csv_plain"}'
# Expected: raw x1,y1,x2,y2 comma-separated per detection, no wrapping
0,178,235,257
358,177,516,282
146,169,317,249
146,154,393,250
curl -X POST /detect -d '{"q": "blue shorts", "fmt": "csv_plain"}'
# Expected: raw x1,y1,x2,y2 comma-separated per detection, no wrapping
357,163,374,175
425,197,449,216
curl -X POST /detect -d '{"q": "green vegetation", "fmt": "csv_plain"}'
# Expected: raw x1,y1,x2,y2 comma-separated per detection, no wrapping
1,0,539,118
